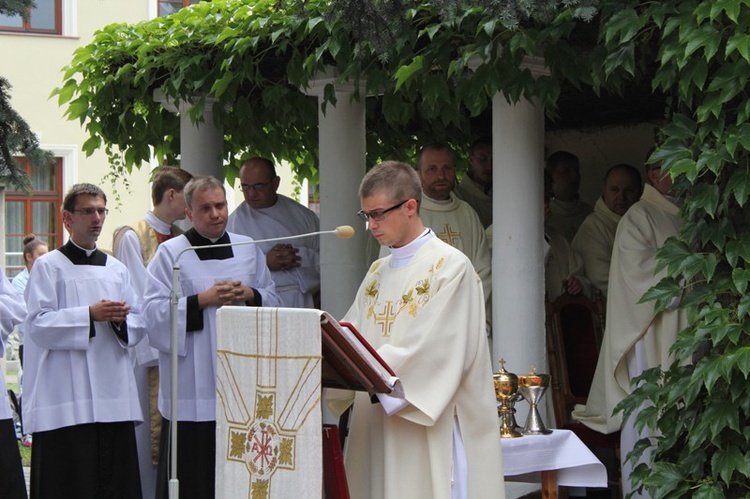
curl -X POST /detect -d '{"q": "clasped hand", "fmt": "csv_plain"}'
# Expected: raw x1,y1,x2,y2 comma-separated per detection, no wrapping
90,299,130,323
266,244,301,271
201,280,251,308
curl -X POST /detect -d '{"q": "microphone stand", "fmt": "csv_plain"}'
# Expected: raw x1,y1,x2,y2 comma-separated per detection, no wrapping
168,227,353,499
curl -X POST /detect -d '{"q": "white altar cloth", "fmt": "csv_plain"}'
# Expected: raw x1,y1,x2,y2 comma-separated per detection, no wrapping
500,429,607,487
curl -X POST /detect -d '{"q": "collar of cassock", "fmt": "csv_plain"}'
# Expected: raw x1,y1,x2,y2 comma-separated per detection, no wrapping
59,240,107,266
184,228,234,260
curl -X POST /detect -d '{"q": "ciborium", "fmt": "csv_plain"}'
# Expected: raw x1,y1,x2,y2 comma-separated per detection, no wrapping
518,368,552,435
492,359,523,438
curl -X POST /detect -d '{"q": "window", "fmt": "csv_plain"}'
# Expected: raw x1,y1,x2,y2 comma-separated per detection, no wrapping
5,157,63,279
0,0,62,34
159,0,202,16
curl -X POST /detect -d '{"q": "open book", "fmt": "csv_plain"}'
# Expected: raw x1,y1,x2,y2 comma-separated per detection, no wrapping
320,311,396,394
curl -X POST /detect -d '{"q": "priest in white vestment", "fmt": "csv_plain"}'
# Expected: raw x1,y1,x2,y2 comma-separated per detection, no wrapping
227,157,320,308
572,164,642,296
385,144,491,329
572,166,686,497
546,151,593,241
0,274,28,499
143,176,281,499
454,138,493,228
23,183,146,498
329,161,504,499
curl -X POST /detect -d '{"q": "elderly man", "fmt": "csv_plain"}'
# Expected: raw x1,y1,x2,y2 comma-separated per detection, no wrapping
546,150,593,241
143,176,281,499
573,160,685,497
113,166,193,499
454,137,493,228
329,161,504,499
572,164,642,296
390,144,491,328
227,157,320,308
23,183,145,499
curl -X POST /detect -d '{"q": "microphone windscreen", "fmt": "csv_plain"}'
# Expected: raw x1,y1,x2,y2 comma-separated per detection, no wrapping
335,225,355,239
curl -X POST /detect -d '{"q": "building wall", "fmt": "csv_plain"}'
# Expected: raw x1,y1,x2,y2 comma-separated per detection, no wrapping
545,122,660,205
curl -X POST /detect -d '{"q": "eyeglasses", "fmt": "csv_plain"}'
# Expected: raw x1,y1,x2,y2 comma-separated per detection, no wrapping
72,208,109,216
240,179,275,192
357,200,409,222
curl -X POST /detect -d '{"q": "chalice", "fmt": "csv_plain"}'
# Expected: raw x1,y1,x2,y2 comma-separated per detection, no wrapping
518,369,552,435
492,359,523,438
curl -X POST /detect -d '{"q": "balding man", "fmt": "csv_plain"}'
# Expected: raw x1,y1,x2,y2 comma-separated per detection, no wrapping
227,157,320,308
572,164,642,296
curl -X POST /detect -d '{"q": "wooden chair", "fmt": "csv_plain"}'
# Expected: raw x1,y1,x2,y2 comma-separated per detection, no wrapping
545,291,621,498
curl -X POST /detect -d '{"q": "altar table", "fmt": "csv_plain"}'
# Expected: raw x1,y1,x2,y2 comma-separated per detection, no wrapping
501,429,607,498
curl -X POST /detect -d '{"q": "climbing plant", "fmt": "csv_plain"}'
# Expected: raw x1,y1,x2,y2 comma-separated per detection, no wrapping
598,1,750,497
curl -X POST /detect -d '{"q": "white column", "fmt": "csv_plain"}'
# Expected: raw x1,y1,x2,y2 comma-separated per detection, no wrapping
178,101,223,179
491,95,546,376
153,91,223,180
305,72,368,318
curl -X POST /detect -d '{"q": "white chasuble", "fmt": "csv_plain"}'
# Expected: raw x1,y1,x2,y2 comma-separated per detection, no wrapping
573,184,686,433
335,237,504,499
215,307,322,499
571,197,622,297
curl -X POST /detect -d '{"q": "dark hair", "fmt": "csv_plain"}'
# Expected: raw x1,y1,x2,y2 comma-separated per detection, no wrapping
62,183,106,213
545,151,580,174
416,143,455,170
470,137,492,154
22,234,47,259
604,163,642,186
152,167,193,205
184,176,226,209
360,161,422,204
241,157,277,179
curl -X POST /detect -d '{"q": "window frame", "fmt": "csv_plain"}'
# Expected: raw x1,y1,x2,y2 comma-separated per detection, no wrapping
0,0,63,35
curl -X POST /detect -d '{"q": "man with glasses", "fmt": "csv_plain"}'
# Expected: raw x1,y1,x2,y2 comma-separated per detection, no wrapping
329,161,504,499
227,157,320,308
394,143,492,332
23,183,145,498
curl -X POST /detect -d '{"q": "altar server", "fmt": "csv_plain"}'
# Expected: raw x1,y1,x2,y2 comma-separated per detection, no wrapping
143,175,281,499
23,183,145,499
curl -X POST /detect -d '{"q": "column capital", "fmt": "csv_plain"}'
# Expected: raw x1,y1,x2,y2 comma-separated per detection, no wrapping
302,66,367,98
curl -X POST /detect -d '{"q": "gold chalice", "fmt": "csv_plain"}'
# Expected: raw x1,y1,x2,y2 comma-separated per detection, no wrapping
518,368,552,435
493,359,523,438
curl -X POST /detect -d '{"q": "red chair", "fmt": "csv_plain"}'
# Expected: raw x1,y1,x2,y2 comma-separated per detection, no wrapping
546,292,621,498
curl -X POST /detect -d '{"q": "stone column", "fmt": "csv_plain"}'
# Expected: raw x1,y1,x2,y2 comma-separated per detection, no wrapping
491,94,546,375
305,70,368,319
153,91,223,180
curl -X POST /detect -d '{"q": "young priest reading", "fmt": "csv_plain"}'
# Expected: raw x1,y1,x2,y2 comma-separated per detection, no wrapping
328,161,504,499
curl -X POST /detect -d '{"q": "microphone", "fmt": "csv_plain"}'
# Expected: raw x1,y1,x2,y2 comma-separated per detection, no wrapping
174,225,355,261
166,224,354,498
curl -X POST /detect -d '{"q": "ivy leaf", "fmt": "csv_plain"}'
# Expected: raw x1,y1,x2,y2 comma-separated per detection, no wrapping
711,445,745,485
732,268,750,294
725,33,750,62
210,71,234,99
603,8,641,45
394,55,424,91
685,25,722,61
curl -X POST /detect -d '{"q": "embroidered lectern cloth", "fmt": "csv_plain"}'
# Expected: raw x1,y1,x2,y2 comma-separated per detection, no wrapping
216,307,323,499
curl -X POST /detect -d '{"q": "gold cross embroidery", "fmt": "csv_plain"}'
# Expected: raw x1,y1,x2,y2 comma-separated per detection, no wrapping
374,301,398,337
437,224,461,246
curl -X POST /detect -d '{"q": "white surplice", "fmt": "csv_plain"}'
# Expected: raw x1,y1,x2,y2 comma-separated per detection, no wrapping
571,197,622,297
143,230,282,422
0,275,27,421
22,245,145,433
227,194,320,308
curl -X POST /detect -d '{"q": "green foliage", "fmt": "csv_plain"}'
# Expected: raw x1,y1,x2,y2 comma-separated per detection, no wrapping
55,0,598,184
601,1,750,496
0,77,52,191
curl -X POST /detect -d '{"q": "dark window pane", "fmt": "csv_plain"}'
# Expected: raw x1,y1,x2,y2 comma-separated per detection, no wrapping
29,0,55,30
159,2,182,16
